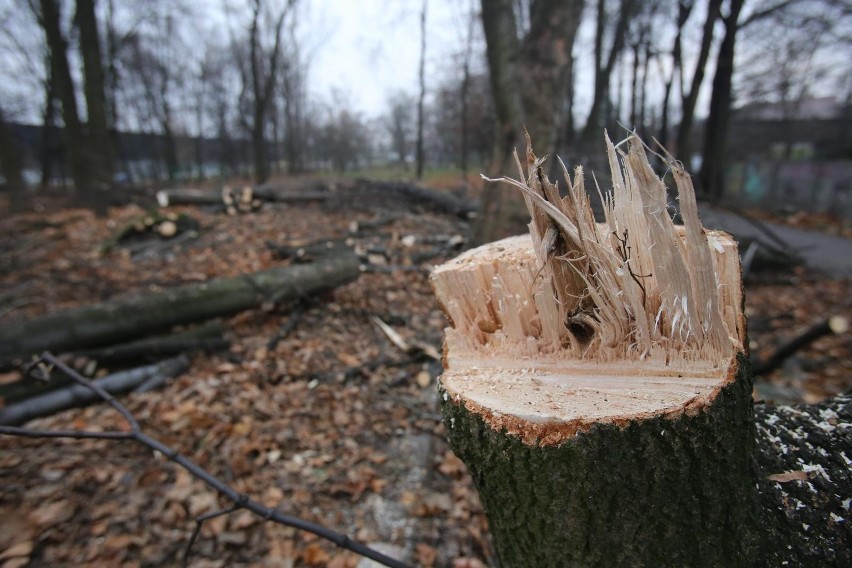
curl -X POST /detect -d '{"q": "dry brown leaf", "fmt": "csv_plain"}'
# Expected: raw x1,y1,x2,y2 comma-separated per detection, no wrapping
416,370,432,388
326,553,358,568
0,541,33,561
301,543,331,566
454,558,487,568
415,543,438,567
1,558,30,568
28,500,75,528
767,470,811,482
102,534,143,550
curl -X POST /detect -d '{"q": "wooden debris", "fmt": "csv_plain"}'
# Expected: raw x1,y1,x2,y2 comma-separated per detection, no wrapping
0,356,189,426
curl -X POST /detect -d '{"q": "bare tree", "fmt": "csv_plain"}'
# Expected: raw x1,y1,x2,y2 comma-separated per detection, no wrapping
76,0,113,187
37,0,96,204
415,0,428,179
699,0,820,197
658,0,693,149
245,0,295,184
676,0,722,162
385,92,415,169
699,0,852,197
579,0,638,149
627,1,661,137
279,6,307,175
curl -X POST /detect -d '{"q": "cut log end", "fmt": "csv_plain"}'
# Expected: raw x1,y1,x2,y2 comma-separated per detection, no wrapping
433,133,747,446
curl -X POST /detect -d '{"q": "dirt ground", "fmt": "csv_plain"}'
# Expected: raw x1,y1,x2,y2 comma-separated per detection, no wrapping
0,182,849,567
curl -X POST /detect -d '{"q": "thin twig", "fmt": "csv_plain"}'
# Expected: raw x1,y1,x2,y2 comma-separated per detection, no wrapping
0,352,411,568
183,503,242,567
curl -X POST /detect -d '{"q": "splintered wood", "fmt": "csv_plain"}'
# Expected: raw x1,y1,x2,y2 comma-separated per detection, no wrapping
432,134,746,438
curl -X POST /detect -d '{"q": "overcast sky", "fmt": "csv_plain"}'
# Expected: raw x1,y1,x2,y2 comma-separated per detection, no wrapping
306,0,477,117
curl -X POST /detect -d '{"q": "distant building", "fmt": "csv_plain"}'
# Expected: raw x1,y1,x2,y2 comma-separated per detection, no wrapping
726,96,852,161
717,96,852,215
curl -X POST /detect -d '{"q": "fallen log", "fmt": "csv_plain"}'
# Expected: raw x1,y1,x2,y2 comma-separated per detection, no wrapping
0,355,190,426
155,187,330,208
353,179,476,218
0,252,360,364
432,136,758,566
71,320,230,365
753,315,849,376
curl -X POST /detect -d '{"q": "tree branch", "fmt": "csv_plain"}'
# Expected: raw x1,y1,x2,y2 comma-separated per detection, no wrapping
738,0,798,29
0,352,411,568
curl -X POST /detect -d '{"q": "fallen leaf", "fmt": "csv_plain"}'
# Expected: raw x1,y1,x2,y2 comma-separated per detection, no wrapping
767,470,811,483
415,543,438,567
416,370,432,388
0,541,33,561
301,543,330,566
28,500,75,528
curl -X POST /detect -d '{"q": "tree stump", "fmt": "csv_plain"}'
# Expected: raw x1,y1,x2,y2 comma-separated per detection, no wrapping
431,134,760,566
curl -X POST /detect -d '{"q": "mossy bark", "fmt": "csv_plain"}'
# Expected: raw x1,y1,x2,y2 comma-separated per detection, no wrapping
441,354,762,568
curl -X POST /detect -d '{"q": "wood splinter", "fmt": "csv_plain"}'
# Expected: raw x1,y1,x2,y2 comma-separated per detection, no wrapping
431,133,760,567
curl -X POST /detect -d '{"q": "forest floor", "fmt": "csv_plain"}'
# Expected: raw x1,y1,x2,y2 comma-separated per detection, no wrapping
0,179,850,567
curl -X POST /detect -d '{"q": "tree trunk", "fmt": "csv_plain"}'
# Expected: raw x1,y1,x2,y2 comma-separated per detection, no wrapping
433,134,761,566
754,395,852,566
475,0,525,244
0,252,360,364
522,0,584,166
0,104,26,213
40,59,58,188
76,0,114,206
658,0,693,150
253,103,269,184
475,0,583,244
580,0,636,149
415,0,427,179
700,0,744,198
677,0,721,161
39,0,94,200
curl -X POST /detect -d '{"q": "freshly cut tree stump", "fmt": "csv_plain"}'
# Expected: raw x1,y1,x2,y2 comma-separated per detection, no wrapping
432,134,760,567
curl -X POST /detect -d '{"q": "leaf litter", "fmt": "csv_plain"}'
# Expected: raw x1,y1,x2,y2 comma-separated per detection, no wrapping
0,186,849,566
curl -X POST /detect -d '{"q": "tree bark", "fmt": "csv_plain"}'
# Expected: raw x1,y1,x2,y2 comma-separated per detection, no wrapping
0,252,360,364
441,359,760,567
754,395,852,566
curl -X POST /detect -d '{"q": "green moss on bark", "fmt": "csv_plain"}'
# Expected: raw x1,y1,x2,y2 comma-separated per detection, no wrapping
441,354,761,567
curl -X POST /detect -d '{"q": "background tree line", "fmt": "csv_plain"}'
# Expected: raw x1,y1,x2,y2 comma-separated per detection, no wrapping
0,0,849,223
